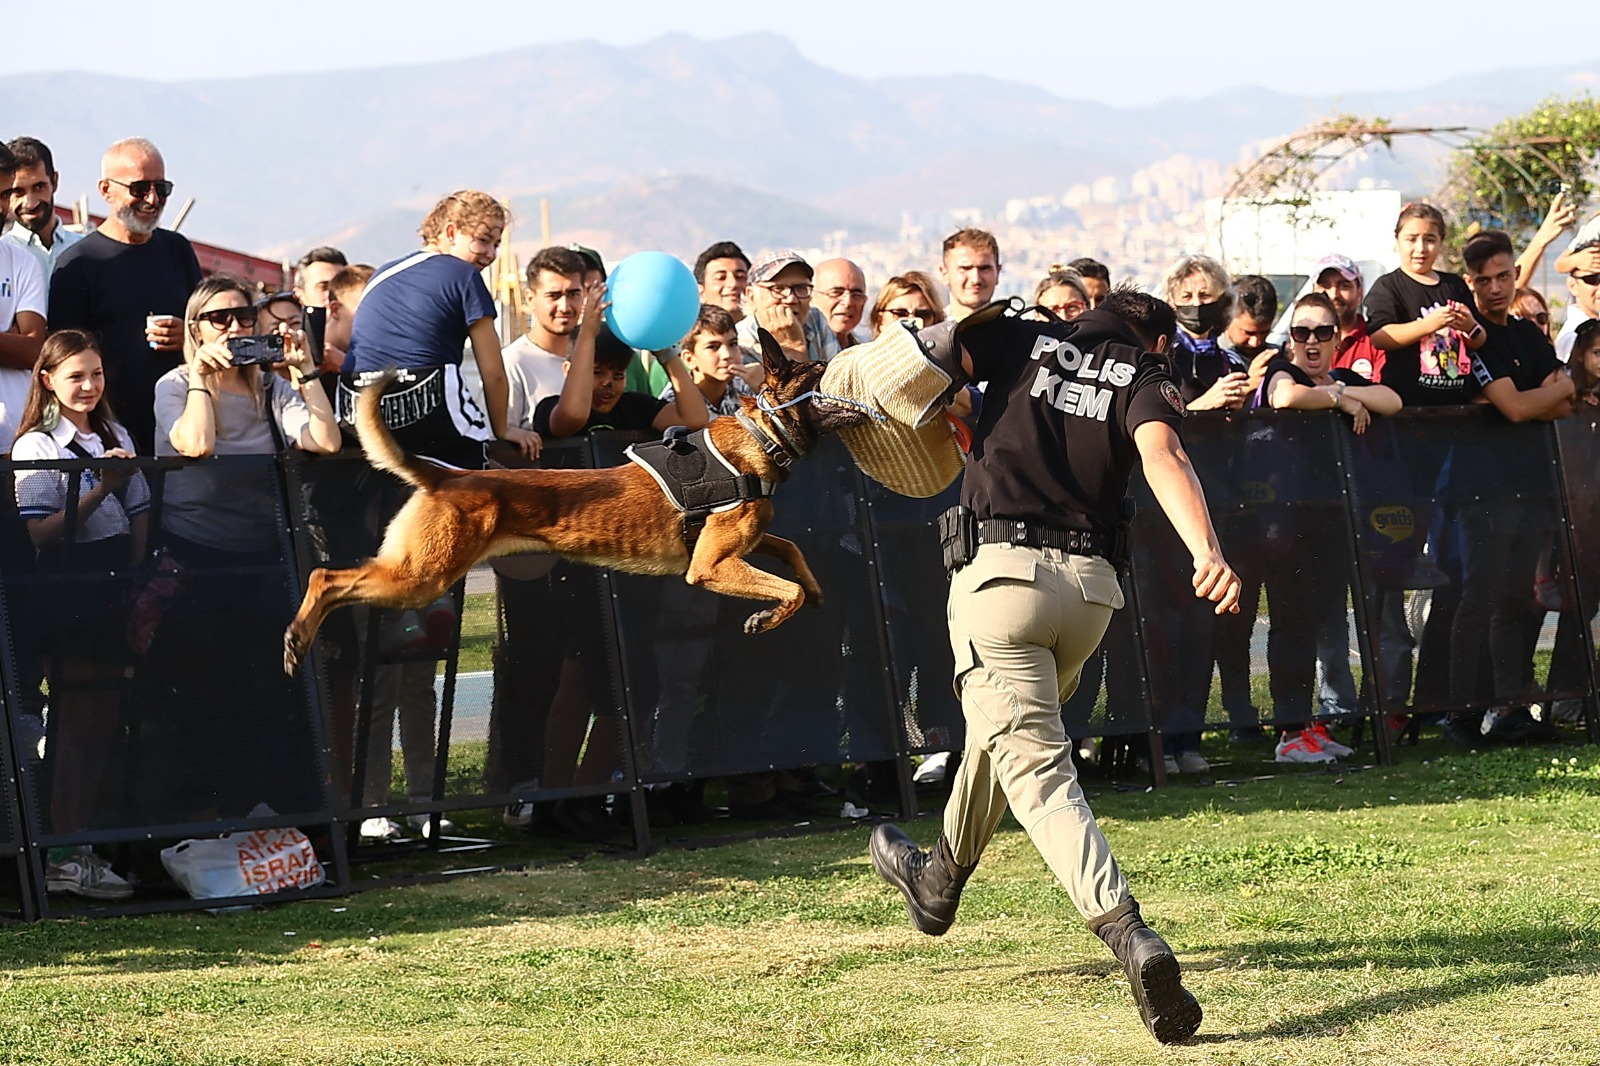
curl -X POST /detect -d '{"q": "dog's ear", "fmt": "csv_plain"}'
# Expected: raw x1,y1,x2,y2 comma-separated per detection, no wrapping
756,328,791,383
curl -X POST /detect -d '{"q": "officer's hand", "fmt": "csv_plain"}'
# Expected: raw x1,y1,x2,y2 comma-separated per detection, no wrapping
1193,553,1241,615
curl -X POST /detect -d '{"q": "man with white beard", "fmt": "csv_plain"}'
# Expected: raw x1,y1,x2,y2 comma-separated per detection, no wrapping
48,138,201,451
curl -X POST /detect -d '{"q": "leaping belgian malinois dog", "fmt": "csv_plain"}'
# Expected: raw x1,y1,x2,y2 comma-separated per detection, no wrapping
283,331,872,674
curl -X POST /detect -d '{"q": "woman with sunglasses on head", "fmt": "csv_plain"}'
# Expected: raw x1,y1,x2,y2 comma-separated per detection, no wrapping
1254,293,1400,764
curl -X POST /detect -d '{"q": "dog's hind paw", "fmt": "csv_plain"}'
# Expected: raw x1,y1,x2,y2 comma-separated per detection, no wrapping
743,609,777,634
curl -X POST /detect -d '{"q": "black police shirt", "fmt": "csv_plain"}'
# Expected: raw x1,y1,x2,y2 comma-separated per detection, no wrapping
1363,268,1479,407
957,308,1186,535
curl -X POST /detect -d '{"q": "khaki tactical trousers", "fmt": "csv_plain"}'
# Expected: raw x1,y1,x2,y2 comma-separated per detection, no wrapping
943,543,1131,920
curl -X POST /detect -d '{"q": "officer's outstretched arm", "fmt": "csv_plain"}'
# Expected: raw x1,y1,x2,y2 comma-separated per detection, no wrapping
1132,421,1242,615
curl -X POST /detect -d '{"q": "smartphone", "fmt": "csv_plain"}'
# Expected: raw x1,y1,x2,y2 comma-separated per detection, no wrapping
226,334,285,366
302,305,327,367
1547,179,1571,196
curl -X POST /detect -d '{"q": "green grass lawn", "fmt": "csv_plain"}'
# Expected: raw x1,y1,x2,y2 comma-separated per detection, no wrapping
4,742,1599,1065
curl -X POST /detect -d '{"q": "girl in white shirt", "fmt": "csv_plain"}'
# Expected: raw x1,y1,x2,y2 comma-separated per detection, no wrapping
11,328,149,901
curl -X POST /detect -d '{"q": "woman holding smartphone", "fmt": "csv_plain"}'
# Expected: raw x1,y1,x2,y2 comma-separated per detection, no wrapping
143,275,340,821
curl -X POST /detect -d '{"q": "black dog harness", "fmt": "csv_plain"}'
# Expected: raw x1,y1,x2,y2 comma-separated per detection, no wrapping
625,427,776,551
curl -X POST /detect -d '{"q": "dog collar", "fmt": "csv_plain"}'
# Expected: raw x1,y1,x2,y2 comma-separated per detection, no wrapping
736,410,798,469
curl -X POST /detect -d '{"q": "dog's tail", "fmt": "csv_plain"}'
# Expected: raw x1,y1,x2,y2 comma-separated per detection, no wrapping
355,370,454,491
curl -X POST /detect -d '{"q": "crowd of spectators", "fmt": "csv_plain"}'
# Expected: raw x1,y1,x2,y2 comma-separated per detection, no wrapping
2,132,1597,893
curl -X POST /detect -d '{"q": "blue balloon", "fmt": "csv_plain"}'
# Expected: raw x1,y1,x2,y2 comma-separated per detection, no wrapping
604,251,702,352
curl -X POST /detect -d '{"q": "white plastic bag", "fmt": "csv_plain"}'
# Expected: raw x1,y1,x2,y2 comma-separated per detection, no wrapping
161,825,326,902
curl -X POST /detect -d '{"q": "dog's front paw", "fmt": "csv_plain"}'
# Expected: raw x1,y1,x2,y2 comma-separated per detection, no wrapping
283,629,305,675
803,583,824,609
743,609,777,634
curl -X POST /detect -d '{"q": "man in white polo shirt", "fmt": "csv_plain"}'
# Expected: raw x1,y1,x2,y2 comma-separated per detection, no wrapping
0,139,48,447
2,137,84,292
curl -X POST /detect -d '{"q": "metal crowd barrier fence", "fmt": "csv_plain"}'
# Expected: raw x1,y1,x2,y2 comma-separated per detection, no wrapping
0,407,1594,920
0,454,346,919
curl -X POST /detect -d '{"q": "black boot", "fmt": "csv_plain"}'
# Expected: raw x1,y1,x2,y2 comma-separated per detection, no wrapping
1089,899,1202,1045
868,824,974,936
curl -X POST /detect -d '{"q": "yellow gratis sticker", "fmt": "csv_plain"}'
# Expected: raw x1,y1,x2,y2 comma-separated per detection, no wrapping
1370,506,1415,543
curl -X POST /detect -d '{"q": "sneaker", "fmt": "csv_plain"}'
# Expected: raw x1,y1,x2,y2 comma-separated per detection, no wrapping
1306,720,1356,759
912,750,951,785
1481,706,1557,743
1275,730,1335,764
406,813,457,838
1174,752,1210,775
1076,736,1102,766
503,801,536,828
359,816,405,841
1403,555,1451,590
46,848,133,900
15,712,45,763
1136,753,1182,776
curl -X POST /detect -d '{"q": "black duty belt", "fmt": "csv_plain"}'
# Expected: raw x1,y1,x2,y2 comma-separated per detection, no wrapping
976,519,1111,559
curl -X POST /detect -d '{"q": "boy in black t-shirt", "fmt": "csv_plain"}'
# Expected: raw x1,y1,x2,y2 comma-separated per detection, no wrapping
535,325,709,438
1444,231,1574,744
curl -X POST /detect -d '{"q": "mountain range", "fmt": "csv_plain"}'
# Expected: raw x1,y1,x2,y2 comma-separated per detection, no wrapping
7,34,1596,264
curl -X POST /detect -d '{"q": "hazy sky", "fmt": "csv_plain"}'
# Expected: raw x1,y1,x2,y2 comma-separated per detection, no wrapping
24,0,1599,108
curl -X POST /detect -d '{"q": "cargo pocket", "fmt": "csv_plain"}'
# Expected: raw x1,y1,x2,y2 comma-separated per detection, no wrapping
950,635,979,698
1071,557,1125,610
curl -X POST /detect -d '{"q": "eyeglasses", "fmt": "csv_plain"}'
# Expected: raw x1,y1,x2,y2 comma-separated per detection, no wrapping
1573,273,1600,287
193,306,258,329
885,306,934,319
1043,303,1086,319
107,178,174,200
818,287,867,302
1520,311,1551,327
758,282,812,300
1289,324,1338,343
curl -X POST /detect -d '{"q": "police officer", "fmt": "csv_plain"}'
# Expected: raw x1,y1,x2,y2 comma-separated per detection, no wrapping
868,285,1241,1045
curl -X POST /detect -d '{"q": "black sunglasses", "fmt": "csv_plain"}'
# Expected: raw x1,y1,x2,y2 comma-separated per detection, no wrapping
1289,324,1338,343
1574,273,1600,286
194,306,258,329
107,178,175,200
885,306,934,319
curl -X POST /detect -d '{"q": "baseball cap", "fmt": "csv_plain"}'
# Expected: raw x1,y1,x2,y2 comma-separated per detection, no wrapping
1313,254,1361,283
750,250,813,284
568,243,606,281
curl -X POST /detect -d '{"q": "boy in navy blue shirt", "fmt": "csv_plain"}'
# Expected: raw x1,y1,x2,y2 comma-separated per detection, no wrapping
344,189,539,467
